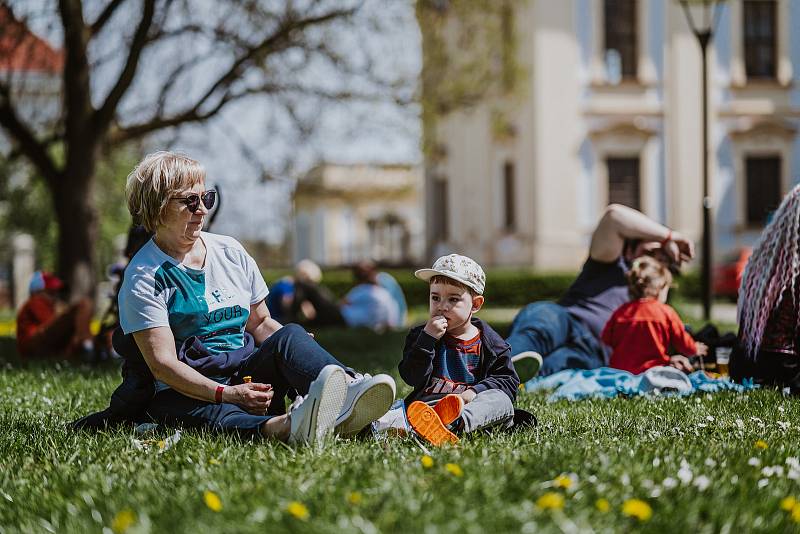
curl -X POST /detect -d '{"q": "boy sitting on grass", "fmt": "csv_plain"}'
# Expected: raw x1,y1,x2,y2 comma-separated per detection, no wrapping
399,254,520,446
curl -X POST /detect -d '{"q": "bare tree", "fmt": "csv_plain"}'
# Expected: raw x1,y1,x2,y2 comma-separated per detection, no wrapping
0,0,412,297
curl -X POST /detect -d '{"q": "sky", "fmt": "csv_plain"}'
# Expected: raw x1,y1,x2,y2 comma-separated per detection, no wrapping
13,0,422,245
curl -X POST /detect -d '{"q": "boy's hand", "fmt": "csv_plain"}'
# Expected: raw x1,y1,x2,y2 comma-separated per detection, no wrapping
459,389,477,404
669,355,693,373
424,315,448,339
695,342,708,357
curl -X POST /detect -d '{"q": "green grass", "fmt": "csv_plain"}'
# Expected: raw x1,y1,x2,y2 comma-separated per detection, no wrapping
3,313,796,533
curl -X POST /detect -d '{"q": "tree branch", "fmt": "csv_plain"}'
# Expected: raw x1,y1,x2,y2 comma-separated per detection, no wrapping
89,0,128,36
93,0,155,133
0,84,61,185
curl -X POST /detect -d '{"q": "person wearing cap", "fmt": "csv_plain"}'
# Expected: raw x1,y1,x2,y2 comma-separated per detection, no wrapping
506,204,695,378
16,271,94,359
397,254,520,446
112,151,395,445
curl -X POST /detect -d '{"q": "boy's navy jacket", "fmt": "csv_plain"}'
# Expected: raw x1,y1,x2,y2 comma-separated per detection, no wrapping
399,317,520,405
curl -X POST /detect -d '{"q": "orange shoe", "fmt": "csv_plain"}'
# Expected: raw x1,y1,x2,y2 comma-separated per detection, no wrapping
433,394,464,426
407,401,459,446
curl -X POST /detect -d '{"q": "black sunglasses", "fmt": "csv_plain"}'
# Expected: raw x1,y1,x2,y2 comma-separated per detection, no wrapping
171,190,216,212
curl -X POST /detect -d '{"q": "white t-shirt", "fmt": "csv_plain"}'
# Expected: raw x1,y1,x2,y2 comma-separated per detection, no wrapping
119,232,269,354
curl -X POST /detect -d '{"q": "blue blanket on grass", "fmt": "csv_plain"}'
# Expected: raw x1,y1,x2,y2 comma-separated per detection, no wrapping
524,366,756,402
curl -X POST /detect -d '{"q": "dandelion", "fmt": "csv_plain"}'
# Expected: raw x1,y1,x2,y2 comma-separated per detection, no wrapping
445,463,464,477
203,490,222,512
421,455,434,469
286,501,309,521
536,492,565,510
209,458,221,465
755,440,768,450
781,496,797,511
111,509,135,534
792,503,800,523
553,474,573,489
595,498,610,513
347,491,363,505
622,499,653,521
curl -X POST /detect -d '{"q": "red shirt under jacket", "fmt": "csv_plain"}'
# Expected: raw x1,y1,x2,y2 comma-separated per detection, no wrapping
601,298,697,375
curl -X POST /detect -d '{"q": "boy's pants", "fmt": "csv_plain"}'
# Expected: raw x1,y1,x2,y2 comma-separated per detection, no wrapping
375,389,514,436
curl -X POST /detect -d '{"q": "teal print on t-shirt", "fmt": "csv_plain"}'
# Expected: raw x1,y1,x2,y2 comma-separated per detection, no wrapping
153,261,249,353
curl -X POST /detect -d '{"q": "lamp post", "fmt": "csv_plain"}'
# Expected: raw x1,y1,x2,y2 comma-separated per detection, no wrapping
679,0,723,322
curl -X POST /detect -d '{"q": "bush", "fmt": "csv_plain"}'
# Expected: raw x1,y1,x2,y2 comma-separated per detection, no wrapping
262,267,704,308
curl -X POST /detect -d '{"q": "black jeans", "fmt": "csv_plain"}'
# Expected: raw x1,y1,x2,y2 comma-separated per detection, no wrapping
145,324,349,437
730,345,800,394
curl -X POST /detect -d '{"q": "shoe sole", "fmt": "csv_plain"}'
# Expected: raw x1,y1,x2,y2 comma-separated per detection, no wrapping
294,365,348,445
335,378,396,438
407,401,459,446
433,394,463,426
512,352,543,383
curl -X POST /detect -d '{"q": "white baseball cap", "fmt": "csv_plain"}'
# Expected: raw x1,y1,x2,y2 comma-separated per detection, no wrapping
415,254,486,295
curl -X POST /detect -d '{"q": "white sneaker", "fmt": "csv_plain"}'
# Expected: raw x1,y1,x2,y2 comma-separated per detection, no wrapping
288,365,348,445
335,373,396,438
511,351,543,383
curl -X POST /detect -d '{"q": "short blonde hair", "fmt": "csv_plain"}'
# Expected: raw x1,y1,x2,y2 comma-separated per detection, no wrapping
125,151,206,232
627,256,672,299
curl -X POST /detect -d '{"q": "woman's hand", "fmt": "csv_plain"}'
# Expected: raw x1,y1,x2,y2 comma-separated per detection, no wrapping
669,355,693,373
222,382,273,414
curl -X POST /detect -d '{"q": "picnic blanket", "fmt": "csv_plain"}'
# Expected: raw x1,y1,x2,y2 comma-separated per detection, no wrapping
525,366,756,402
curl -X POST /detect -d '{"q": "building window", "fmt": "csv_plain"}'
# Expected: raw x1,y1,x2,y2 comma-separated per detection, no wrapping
604,0,637,79
606,157,640,210
432,178,449,240
503,161,516,231
745,156,781,227
743,0,776,80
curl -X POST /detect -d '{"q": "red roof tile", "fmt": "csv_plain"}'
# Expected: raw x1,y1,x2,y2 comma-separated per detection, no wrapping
0,5,63,74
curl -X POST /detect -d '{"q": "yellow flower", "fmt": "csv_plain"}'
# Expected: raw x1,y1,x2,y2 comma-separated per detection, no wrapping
203,490,223,512
536,492,565,510
781,496,797,511
209,458,221,465
111,509,136,533
622,499,652,521
595,498,610,513
347,491,363,505
553,475,573,489
421,455,434,469
287,501,309,521
445,463,464,477
157,440,166,450
755,440,768,450
792,503,800,523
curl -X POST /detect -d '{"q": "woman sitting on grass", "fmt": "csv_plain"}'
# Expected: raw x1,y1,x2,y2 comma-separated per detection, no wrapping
734,184,800,393
117,151,395,444
601,256,706,374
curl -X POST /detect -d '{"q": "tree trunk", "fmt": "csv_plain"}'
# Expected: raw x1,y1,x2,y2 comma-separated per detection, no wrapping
53,153,99,301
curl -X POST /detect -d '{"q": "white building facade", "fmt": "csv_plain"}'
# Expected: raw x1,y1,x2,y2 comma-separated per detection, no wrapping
425,0,800,270
293,163,424,266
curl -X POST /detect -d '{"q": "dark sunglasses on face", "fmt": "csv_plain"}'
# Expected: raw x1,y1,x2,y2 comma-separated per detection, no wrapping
171,190,216,212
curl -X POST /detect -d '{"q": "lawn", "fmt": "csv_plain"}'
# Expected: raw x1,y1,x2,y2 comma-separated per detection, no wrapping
2,313,799,533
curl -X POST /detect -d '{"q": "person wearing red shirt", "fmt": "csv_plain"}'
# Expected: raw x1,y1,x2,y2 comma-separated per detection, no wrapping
601,256,707,374
16,271,93,359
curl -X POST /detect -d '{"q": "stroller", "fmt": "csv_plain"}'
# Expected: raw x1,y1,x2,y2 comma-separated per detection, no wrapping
92,186,223,362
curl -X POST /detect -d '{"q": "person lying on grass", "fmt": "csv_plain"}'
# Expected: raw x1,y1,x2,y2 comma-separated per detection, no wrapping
112,151,395,445
601,255,707,375
397,254,520,446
